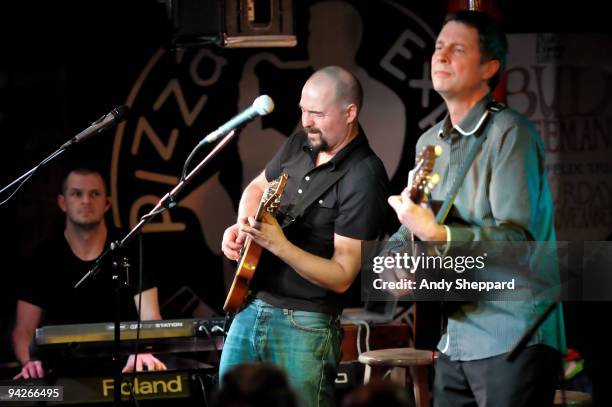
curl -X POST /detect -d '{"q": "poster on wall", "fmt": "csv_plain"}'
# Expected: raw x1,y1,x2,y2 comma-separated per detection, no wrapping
507,33,612,241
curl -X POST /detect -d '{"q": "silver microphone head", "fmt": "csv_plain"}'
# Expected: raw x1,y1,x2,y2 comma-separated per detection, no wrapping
253,95,275,116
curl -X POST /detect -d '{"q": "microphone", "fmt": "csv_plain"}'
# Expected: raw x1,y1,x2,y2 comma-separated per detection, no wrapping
198,95,275,146
62,105,130,148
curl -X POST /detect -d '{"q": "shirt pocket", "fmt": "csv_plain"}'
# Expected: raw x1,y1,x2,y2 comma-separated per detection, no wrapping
296,188,338,252
317,188,337,209
303,187,338,228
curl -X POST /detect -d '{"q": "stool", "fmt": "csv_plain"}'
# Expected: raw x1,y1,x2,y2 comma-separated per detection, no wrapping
358,348,436,407
554,390,592,406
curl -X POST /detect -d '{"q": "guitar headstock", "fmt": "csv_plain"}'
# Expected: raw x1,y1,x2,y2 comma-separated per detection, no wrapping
407,145,442,204
260,173,289,216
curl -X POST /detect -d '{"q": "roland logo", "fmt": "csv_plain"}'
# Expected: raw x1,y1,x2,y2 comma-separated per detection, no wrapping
102,375,184,397
154,321,183,328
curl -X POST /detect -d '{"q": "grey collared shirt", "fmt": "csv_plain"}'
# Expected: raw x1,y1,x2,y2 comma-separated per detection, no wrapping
390,94,566,361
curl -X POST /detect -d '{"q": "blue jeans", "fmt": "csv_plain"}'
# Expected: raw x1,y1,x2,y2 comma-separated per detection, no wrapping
219,299,342,407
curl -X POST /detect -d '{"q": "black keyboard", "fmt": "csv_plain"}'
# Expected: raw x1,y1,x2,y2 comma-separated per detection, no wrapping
34,318,226,357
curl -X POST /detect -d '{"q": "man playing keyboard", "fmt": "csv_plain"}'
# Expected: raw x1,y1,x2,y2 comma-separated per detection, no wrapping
12,167,167,379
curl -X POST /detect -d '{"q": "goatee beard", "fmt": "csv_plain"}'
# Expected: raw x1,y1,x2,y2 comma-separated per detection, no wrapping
310,139,329,155
305,129,329,154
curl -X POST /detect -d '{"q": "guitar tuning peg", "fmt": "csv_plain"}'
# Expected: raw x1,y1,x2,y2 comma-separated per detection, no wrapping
429,173,440,185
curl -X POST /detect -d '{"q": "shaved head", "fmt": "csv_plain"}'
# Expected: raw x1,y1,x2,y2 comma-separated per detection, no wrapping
307,66,363,114
300,66,362,155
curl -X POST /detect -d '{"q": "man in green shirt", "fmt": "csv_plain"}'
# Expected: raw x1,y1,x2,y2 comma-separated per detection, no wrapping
388,10,565,407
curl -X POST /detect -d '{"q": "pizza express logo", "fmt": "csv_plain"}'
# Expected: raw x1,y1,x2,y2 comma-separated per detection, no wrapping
110,1,441,256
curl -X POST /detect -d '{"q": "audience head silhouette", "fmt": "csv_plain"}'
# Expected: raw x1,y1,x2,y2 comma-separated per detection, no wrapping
341,380,414,407
214,363,298,407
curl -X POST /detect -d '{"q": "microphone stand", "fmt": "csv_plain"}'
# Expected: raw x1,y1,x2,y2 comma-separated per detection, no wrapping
506,293,565,406
74,129,237,407
0,146,66,200
0,111,112,205
506,293,562,362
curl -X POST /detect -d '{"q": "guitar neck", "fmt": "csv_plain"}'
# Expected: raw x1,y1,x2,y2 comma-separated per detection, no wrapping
253,201,266,222
239,201,266,260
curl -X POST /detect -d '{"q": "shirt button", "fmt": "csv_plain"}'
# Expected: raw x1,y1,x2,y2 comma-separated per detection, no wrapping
298,189,303,194
305,176,310,181
319,199,323,204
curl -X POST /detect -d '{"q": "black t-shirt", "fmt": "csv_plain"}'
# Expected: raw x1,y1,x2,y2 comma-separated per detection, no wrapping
18,228,156,326
252,128,390,314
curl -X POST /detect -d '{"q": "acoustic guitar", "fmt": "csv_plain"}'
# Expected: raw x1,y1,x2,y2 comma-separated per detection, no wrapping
406,145,445,350
406,145,440,204
223,173,289,312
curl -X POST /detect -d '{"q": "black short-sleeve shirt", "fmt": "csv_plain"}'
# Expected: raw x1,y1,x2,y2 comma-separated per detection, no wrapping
253,127,390,314
18,228,156,325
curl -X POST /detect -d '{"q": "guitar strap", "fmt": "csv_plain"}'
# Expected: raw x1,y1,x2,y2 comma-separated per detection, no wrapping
278,146,372,228
435,101,506,225
434,101,506,322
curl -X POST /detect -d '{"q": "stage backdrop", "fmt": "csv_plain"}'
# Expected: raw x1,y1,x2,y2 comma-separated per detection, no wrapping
0,1,610,364
506,33,612,241
106,0,448,317
0,1,447,325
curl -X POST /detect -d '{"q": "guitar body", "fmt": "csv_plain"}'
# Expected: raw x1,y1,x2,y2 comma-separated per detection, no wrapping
223,174,288,313
223,240,263,312
414,301,444,350
413,201,462,350
405,146,444,350
412,199,443,350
